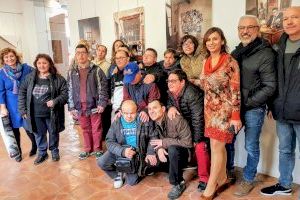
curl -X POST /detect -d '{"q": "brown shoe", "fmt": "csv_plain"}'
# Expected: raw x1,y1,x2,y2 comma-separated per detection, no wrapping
233,181,254,196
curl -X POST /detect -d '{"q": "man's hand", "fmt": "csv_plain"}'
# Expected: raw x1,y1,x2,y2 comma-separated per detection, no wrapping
145,154,157,166
124,147,136,159
167,106,180,120
230,119,242,134
139,111,149,122
113,111,122,122
97,105,104,113
46,100,54,108
143,74,155,84
150,139,163,150
0,106,8,117
157,148,168,162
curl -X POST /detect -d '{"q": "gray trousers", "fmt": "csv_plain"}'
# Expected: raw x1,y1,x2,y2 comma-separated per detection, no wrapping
97,151,140,186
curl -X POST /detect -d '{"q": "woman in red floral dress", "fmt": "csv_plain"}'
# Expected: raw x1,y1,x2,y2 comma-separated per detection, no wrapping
199,27,242,199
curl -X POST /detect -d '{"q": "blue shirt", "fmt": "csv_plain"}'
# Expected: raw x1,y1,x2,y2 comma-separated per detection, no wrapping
120,116,137,148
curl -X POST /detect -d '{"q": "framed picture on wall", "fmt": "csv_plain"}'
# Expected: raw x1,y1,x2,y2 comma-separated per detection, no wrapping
78,17,101,58
114,7,145,56
165,0,212,50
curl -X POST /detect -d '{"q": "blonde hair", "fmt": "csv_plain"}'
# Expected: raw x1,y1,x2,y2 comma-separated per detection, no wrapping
0,48,22,66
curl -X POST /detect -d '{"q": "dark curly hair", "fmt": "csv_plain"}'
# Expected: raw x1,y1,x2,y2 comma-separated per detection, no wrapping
33,54,57,75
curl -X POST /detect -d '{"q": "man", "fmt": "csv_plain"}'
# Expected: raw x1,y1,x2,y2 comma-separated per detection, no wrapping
266,8,283,29
67,44,109,160
148,100,192,199
97,100,157,188
167,69,210,191
261,7,300,196
92,44,110,77
230,15,276,196
158,48,181,104
140,48,163,84
123,62,160,122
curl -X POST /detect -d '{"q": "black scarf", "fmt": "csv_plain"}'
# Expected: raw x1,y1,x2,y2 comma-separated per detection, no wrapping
231,37,263,66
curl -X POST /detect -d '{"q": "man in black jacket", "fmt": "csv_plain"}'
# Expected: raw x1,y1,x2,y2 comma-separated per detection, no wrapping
261,7,300,196
167,69,210,191
230,15,276,196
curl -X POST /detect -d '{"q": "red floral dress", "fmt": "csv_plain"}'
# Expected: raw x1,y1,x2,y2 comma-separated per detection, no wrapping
199,53,241,143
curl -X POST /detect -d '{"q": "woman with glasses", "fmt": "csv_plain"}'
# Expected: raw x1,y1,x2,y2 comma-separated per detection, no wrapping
0,48,37,162
199,27,242,199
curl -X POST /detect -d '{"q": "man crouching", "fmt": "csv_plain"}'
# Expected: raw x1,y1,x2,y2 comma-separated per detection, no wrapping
148,100,193,199
97,100,157,188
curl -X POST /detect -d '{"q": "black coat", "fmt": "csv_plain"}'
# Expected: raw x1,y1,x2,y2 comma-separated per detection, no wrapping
18,71,68,133
167,83,206,143
232,38,276,112
271,33,300,123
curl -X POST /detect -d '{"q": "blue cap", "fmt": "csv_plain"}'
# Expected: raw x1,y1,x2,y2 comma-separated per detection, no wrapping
123,62,140,84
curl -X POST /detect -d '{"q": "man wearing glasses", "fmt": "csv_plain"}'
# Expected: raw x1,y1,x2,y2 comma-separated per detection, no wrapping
229,15,276,196
67,44,109,160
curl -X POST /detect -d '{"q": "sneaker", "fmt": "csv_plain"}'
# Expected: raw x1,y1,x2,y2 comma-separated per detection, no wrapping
113,172,124,189
197,181,207,192
34,154,49,165
78,152,89,160
233,181,254,196
260,183,292,196
94,151,104,159
167,180,186,199
15,154,22,162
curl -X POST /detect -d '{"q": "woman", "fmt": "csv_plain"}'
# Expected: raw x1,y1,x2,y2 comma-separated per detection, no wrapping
19,54,68,165
199,27,242,199
0,48,37,162
180,34,205,86
110,39,125,65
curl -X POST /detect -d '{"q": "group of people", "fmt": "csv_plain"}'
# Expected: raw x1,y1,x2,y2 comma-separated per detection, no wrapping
0,6,299,200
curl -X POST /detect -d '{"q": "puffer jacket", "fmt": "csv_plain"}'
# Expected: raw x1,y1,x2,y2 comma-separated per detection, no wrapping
270,33,300,123
167,82,206,143
18,70,68,133
180,45,205,80
232,37,276,112
105,118,157,176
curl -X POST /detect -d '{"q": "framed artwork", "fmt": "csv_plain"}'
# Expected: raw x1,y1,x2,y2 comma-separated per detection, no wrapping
114,7,144,56
78,17,101,58
165,0,212,50
52,40,63,64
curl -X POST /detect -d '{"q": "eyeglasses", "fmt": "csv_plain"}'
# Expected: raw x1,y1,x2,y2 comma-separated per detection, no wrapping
167,79,180,84
238,25,259,31
76,51,88,55
115,56,128,61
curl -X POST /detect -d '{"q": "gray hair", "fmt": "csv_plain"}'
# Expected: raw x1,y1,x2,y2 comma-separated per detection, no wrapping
238,15,260,27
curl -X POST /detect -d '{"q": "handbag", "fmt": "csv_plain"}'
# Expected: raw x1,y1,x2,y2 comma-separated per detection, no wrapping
115,146,139,174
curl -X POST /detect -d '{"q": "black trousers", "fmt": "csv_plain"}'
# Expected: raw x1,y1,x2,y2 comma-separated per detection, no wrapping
159,145,189,185
12,128,37,154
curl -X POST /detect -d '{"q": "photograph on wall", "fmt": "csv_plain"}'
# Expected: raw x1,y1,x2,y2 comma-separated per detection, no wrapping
114,7,144,56
52,40,63,64
246,0,291,44
165,0,212,50
78,17,101,58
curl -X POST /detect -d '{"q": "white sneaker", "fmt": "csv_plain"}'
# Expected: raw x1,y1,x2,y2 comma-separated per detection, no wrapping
113,172,124,189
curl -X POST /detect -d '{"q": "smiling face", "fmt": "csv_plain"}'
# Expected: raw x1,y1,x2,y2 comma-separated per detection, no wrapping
205,31,223,55
143,50,157,66
36,57,50,74
115,50,129,69
238,17,259,46
3,52,17,68
167,73,185,94
182,38,195,55
148,100,165,122
283,7,300,40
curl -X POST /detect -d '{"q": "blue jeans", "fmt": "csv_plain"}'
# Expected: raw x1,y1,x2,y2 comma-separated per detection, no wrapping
276,121,300,188
242,106,266,182
34,117,59,156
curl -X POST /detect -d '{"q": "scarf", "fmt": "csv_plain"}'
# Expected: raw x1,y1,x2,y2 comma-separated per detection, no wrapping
204,53,229,75
231,37,263,66
3,63,23,94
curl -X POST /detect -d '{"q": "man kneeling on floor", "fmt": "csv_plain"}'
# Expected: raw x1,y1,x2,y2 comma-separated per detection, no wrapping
148,100,193,199
97,100,157,188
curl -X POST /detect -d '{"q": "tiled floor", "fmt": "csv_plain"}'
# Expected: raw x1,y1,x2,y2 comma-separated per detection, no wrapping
0,116,299,200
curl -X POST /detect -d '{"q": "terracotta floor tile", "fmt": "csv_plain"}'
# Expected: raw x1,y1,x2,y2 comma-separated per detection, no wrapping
0,116,299,200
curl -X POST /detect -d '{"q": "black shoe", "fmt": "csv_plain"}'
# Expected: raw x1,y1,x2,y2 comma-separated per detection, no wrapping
167,181,186,199
29,148,37,157
260,183,292,196
52,153,60,162
34,154,48,165
197,181,207,191
227,170,236,184
15,154,22,162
